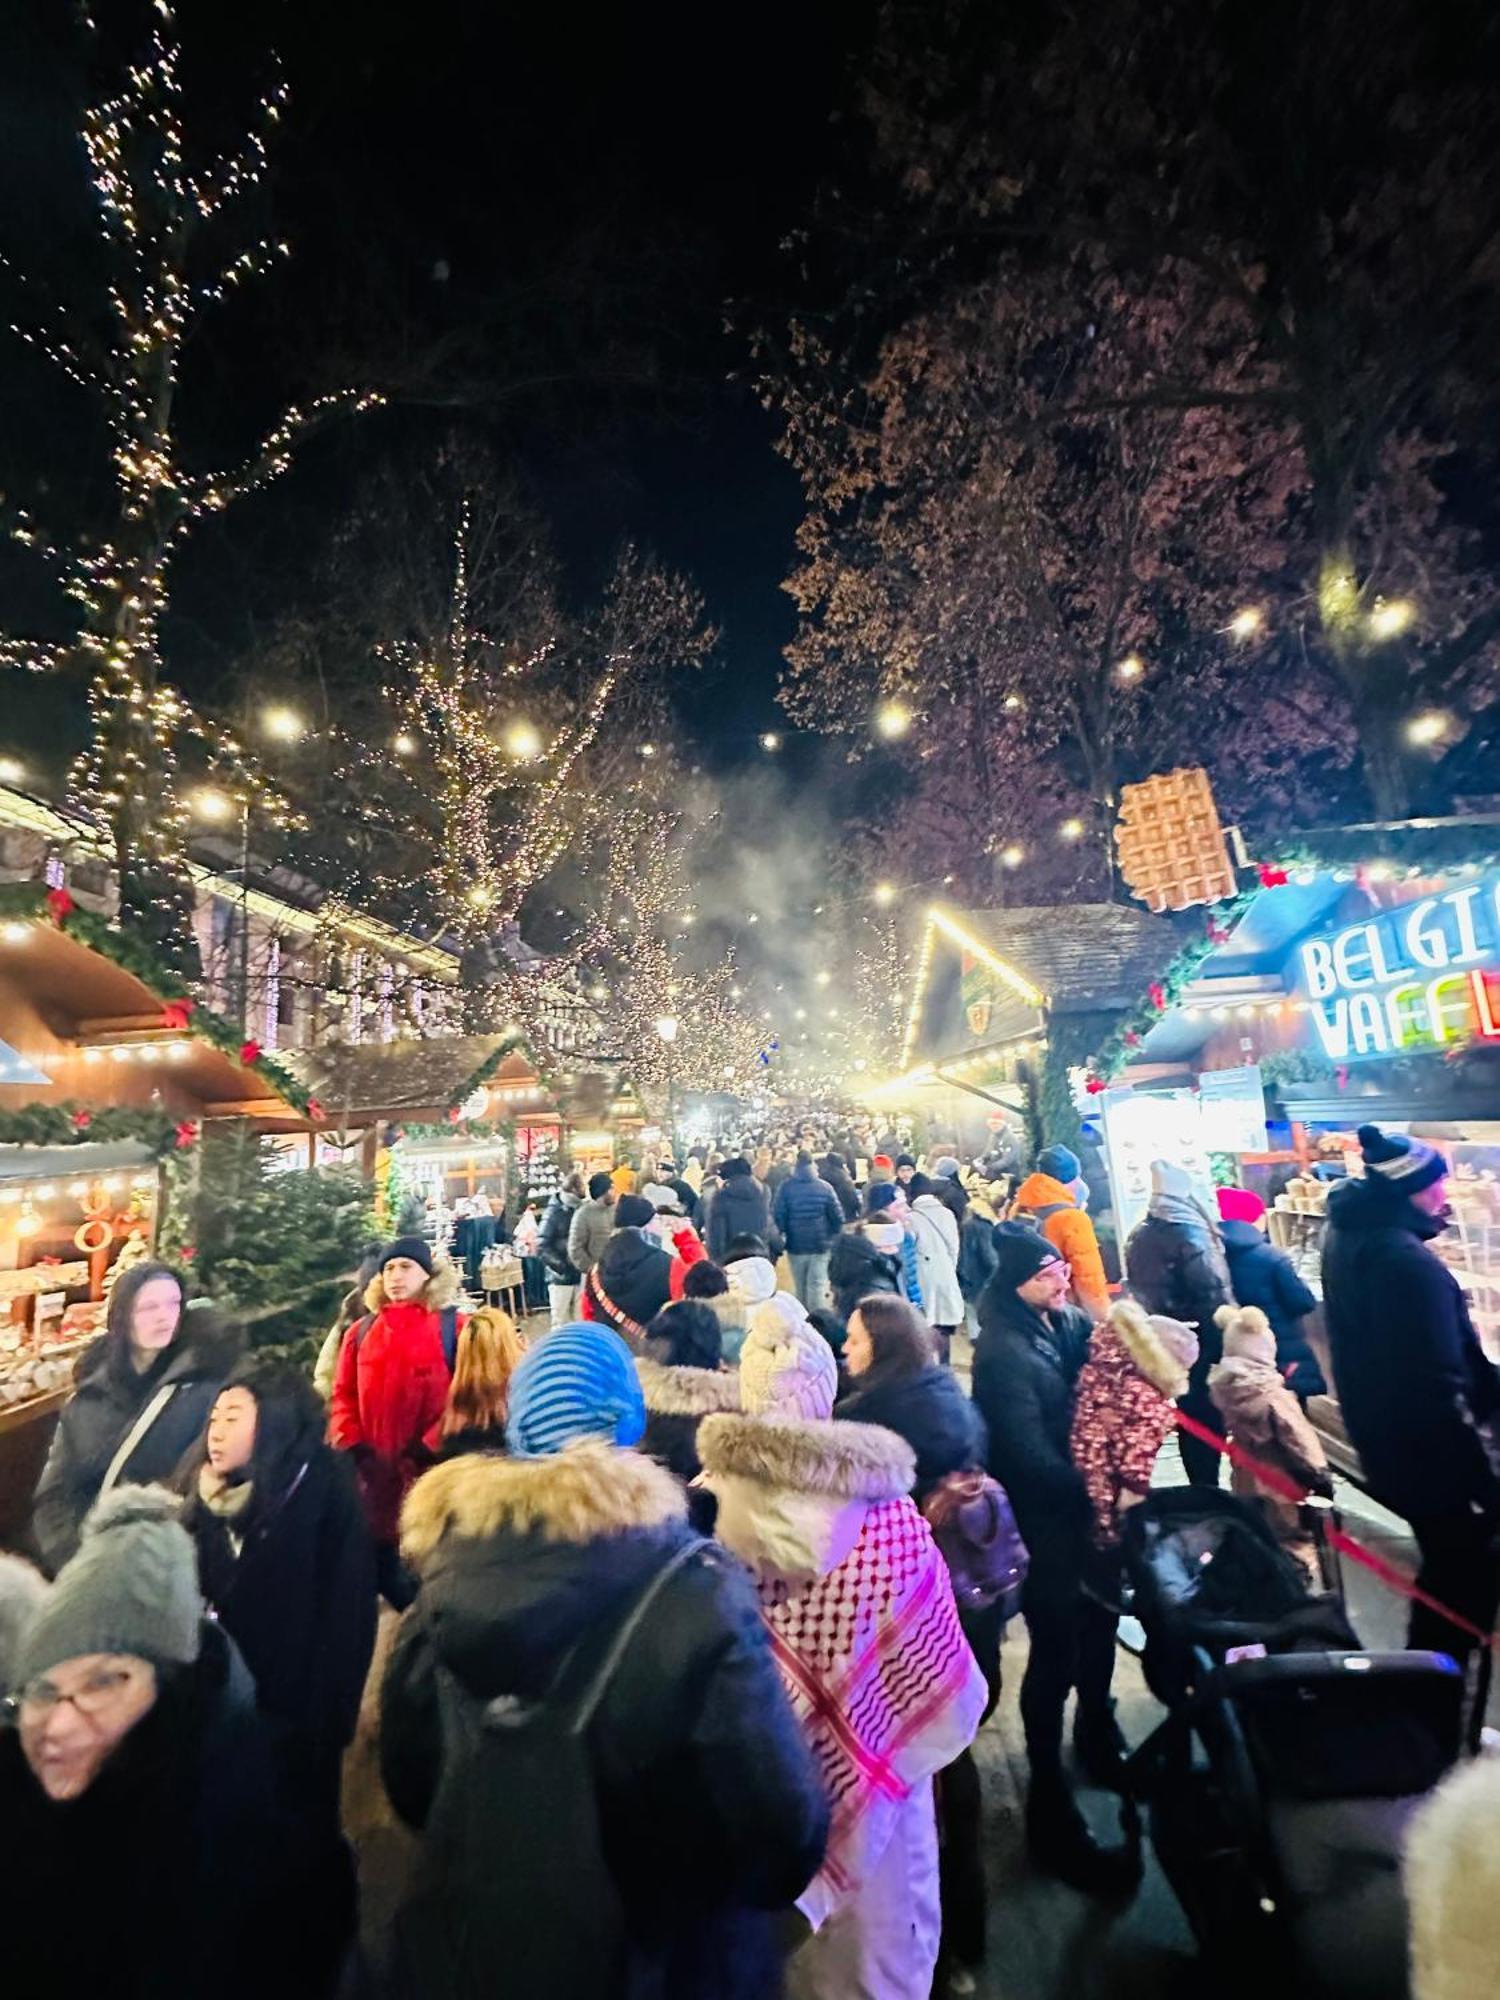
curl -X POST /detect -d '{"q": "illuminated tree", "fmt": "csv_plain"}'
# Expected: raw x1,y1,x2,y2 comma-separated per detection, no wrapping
0,7,378,963
846,0,1500,819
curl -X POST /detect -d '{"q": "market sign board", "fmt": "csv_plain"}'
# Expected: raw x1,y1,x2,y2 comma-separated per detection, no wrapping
1297,878,1500,1060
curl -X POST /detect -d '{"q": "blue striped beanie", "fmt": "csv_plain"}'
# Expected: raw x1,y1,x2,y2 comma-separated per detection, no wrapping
505,1323,647,1459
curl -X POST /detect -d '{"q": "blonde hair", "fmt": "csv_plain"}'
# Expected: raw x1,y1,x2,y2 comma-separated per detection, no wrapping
441,1308,525,1439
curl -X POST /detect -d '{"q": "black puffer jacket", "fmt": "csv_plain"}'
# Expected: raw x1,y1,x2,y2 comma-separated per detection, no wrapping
0,1621,317,2000
32,1305,242,1573
184,1440,376,1756
384,1446,828,2000
1220,1219,1325,1398
584,1228,677,1341
539,1192,582,1284
820,1156,861,1223
828,1226,902,1324
837,1364,984,1503
1323,1177,1500,1520
972,1279,1093,1595
1125,1203,1232,1376
703,1173,775,1261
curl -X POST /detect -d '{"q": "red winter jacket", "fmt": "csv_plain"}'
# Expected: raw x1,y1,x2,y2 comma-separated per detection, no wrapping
328,1268,464,1541
1069,1319,1183,1549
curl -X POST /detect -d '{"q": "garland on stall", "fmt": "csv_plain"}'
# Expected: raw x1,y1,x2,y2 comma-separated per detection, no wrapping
441,1032,561,1119
0,883,315,1116
1081,880,1262,1092
0,1102,191,1154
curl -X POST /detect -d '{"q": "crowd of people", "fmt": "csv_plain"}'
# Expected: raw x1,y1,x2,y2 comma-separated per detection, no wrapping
0,1117,1495,1997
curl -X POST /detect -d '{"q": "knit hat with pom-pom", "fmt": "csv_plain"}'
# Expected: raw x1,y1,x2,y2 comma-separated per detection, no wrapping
1356,1123,1446,1197
739,1295,837,1421
18,1486,202,1684
1215,1302,1277,1367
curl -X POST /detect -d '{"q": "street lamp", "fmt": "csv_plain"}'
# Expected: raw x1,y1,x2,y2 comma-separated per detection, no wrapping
655,1015,680,1162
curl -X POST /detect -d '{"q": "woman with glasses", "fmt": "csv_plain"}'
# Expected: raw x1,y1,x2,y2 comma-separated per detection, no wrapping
0,1485,320,1999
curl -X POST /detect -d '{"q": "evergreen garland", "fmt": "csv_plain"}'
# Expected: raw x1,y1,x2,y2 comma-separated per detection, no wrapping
0,1103,183,1153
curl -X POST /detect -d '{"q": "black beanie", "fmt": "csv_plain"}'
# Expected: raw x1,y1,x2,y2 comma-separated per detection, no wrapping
615,1193,656,1229
720,1155,753,1180
381,1236,434,1277
991,1222,1064,1291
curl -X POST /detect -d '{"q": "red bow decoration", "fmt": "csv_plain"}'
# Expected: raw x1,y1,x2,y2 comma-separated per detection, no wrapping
175,1120,200,1150
45,886,75,924
238,1039,263,1067
71,1108,93,1132
307,1097,326,1123
179,1245,197,1263
447,1106,462,1124
1257,862,1290,889
1148,981,1168,1012
1084,1075,1107,1095
160,999,195,1030
1207,919,1231,946
1124,1028,1142,1048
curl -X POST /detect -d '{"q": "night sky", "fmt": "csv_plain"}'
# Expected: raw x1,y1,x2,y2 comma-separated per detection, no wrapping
0,0,872,776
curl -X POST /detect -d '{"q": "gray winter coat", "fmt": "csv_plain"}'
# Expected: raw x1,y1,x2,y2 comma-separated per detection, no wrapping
566,1195,616,1274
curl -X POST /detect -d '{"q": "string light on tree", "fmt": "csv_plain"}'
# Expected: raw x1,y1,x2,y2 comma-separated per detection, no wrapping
1228,607,1265,640
1370,599,1414,640
1059,817,1085,841
875,700,911,740
0,6,382,967
1406,710,1450,747
1114,654,1145,684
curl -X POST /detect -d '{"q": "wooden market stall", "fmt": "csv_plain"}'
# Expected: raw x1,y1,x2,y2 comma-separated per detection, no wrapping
0,908,306,1536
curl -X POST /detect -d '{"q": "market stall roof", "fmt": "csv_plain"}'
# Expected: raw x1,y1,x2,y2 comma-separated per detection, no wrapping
0,1139,157,1183
0,917,300,1119
950,904,1177,1012
276,1033,520,1128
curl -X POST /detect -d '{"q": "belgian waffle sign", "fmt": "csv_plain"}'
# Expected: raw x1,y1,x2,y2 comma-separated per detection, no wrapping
1114,767,1237,913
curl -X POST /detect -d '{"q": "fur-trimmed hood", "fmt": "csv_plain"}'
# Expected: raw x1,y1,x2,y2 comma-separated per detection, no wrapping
635,1357,741,1419
699,1412,915,1582
363,1257,461,1316
396,1443,696,1708
1104,1298,1197,1399
401,1439,686,1563
1406,1749,1500,2000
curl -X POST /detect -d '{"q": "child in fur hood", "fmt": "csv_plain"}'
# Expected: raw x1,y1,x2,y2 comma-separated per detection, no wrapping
1208,1303,1334,1573
1070,1298,1199,1550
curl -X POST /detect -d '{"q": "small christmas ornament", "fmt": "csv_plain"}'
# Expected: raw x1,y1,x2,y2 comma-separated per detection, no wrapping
238,1039,263,1066
71,1108,93,1132
46,886,75,923
307,1097,326,1123
1207,919,1231,946
1257,862,1289,889
1148,982,1168,1012
161,999,195,1029
175,1119,200,1149
1084,1075,1107,1095
1124,1029,1142,1049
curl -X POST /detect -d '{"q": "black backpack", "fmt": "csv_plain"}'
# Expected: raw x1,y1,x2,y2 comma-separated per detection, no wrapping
389,1537,704,1998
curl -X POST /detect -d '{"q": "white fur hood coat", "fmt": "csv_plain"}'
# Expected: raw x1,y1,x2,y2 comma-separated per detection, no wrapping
698,1412,915,1583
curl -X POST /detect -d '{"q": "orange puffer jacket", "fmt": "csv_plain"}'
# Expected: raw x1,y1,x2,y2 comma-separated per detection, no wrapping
1010,1174,1110,1318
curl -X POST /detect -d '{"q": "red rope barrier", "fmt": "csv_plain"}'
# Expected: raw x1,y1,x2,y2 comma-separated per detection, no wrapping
1171,1408,1497,1651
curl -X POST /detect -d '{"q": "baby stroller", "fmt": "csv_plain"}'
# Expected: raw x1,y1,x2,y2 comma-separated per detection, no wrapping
1120,1488,1465,2000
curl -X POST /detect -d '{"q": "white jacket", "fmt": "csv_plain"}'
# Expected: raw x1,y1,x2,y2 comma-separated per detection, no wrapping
909,1196,963,1326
